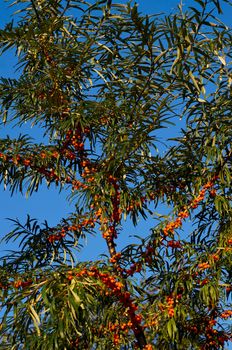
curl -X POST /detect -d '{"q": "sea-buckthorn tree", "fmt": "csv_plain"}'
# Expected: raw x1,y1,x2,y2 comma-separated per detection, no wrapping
0,0,231,349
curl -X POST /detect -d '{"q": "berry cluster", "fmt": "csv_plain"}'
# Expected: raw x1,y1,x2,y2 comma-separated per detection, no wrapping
93,175,123,245
220,310,232,319
163,217,183,237
106,322,130,345
167,240,182,249
121,177,219,278
68,267,144,345
166,296,175,317
125,262,142,276
102,225,118,240
62,127,85,151
103,321,155,347
182,314,231,349
166,294,182,317
109,252,122,264
0,278,33,290
108,175,122,224
0,125,93,190
197,262,211,271
0,150,64,183
47,230,66,243
204,328,230,348
163,178,218,237
126,196,146,213
46,217,96,243
80,160,97,182
14,279,33,289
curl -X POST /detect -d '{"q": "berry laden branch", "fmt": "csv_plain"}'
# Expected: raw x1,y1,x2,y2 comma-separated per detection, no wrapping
0,173,231,349
0,130,230,350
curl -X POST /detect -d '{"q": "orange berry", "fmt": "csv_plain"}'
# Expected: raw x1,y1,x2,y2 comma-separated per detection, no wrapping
14,280,22,288
178,211,189,219
209,189,217,197
40,151,46,159
220,310,232,319
212,254,219,261
143,345,153,350
23,159,31,166
198,262,210,270
168,308,175,317
52,151,59,158
201,278,209,286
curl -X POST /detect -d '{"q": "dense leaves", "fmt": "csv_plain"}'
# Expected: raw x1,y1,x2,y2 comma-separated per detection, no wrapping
0,0,231,349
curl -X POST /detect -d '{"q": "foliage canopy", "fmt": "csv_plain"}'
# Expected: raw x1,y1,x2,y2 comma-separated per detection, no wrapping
0,0,232,349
